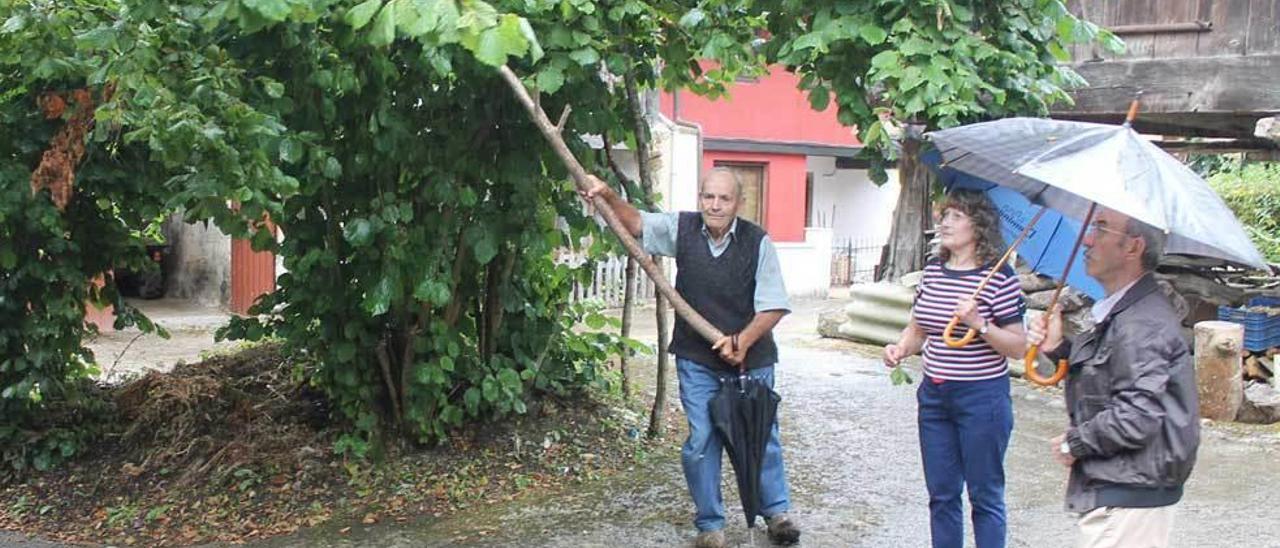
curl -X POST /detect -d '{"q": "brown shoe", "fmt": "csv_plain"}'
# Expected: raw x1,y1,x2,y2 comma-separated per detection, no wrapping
694,529,726,548
765,513,801,545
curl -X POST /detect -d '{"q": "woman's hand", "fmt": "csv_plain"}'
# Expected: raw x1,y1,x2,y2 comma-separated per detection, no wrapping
883,343,906,368
955,298,985,331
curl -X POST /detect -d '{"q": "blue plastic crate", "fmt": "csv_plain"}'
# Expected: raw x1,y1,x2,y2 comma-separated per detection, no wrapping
1217,297,1280,352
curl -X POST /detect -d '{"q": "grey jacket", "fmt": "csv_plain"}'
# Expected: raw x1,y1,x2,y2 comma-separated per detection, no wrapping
1047,273,1200,513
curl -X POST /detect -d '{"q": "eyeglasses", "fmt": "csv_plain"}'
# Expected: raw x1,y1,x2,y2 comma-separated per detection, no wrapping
939,209,969,223
1087,221,1134,239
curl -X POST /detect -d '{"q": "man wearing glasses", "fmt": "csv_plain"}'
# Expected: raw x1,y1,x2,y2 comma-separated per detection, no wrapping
1027,207,1200,548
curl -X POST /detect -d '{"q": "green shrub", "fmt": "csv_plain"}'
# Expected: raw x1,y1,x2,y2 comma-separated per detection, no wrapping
1208,162,1280,263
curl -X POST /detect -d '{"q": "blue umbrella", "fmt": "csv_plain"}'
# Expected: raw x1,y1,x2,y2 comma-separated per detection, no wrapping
922,148,1105,301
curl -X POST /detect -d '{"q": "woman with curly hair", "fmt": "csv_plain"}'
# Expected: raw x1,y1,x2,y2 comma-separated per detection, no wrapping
883,189,1027,548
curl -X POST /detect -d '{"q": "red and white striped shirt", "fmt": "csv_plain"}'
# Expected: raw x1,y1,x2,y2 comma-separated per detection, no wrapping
912,259,1025,381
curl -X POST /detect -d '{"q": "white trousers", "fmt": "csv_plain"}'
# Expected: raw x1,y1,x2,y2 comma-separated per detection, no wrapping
1076,505,1175,548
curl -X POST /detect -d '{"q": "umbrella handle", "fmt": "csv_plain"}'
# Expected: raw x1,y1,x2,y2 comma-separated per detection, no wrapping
942,317,978,347
1022,202,1095,387
1024,345,1069,385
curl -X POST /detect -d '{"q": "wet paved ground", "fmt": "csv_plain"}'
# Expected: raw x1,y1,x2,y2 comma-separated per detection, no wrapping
6,300,1280,547
251,346,1280,548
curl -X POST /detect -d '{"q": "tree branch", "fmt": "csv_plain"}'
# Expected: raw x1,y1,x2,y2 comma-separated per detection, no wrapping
497,65,723,343
556,106,572,134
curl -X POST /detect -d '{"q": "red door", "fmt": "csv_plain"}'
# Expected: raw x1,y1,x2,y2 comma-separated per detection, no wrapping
230,228,276,315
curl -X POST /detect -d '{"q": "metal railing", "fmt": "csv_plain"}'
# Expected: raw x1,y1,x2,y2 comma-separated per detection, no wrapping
831,236,884,286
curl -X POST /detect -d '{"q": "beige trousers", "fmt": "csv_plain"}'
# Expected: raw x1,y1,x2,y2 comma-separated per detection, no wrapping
1076,505,1176,548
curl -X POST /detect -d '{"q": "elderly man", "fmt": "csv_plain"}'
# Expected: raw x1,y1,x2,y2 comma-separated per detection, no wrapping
583,168,800,547
1028,207,1200,548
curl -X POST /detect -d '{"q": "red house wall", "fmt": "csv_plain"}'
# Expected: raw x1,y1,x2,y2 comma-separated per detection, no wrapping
703,151,807,243
660,66,859,146
662,65,860,244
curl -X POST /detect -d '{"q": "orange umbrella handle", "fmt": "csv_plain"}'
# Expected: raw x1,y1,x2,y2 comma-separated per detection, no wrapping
1022,202,1096,387
1024,345,1069,385
942,317,978,347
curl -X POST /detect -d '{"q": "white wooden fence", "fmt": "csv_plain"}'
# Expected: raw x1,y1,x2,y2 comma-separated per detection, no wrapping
561,253,658,308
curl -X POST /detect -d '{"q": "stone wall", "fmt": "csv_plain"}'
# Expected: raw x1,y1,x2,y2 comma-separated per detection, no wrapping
163,215,231,308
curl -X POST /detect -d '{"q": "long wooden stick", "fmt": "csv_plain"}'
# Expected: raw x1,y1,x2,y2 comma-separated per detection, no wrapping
497,65,724,343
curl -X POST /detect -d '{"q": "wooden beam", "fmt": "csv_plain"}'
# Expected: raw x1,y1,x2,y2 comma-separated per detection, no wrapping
1110,21,1212,35
1059,54,1280,117
1053,111,1277,139
1154,139,1279,153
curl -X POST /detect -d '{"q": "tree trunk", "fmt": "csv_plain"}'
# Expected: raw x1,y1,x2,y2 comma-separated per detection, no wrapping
877,138,932,283
618,67,672,438
648,284,671,438
619,256,637,397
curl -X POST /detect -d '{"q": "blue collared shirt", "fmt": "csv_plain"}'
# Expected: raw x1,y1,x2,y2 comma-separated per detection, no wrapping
639,211,791,314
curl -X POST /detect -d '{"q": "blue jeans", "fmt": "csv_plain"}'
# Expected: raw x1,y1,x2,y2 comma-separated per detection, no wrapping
677,358,791,532
917,375,1014,548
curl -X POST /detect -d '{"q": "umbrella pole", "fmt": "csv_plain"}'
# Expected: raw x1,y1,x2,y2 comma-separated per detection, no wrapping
1025,203,1098,386
943,207,1050,347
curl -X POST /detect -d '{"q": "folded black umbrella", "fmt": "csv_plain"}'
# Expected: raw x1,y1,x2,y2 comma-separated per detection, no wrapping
709,368,781,528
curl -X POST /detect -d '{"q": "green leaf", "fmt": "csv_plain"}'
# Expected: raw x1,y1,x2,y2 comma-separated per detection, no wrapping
1,15,27,34
863,120,884,145
464,387,481,413
679,8,705,28
32,453,50,472
415,364,436,385
472,234,498,265
898,36,936,57
343,218,374,246
279,139,303,164
809,84,830,111
870,50,900,70
431,0,461,42
200,1,233,30
439,355,455,372
1047,41,1070,62
75,28,117,51
335,341,357,362
243,0,292,22
790,32,824,53
323,157,343,179
584,313,605,329
414,278,451,305
568,47,598,66
482,376,499,402
858,24,887,45
369,0,398,46
904,93,926,115
363,276,396,315
535,66,565,94
467,1,499,27
472,14,528,66
517,17,543,62
347,0,382,29
1098,29,1126,54
396,0,426,35
890,366,914,386
899,66,925,91
498,368,520,391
